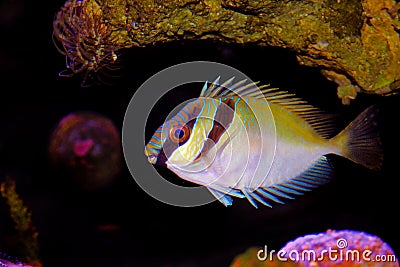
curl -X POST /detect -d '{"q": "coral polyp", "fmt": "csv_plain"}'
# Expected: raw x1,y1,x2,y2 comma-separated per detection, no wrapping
53,0,121,87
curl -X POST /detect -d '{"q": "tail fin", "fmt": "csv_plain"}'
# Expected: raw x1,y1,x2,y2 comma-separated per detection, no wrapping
331,105,383,170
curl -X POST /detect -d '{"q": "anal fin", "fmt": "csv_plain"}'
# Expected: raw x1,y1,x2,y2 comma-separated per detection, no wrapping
242,156,334,208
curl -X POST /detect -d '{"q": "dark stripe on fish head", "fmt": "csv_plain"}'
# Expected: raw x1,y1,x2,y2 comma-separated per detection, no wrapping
208,99,236,143
195,98,236,161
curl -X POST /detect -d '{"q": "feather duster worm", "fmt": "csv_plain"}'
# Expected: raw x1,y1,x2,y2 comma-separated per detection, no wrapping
53,0,121,87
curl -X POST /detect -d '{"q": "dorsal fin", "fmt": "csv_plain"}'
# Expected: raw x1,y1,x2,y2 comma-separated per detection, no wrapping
260,87,337,138
200,77,337,138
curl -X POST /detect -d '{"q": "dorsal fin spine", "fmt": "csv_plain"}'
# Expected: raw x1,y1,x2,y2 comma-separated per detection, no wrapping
199,77,337,138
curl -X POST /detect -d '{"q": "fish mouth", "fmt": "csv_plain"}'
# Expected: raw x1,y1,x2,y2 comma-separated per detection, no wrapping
147,154,157,164
145,149,167,167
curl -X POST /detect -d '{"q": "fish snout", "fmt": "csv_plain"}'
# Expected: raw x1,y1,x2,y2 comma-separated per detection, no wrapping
147,154,157,164
144,147,158,164
144,147,167,167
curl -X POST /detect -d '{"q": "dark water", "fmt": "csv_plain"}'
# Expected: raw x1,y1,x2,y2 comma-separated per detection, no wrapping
1,0,399,266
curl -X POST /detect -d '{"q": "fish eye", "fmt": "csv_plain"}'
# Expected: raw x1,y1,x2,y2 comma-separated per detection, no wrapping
169,125,190,144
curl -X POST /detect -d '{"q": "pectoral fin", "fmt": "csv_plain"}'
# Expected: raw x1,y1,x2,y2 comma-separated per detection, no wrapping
207,187,233,207
206,184,245,207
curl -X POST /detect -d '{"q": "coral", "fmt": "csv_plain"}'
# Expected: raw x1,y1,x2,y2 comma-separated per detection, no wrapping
0,177,41,267
230,230,399,267
53,0,400,103
280,229,399,267
0,257,37,267
48,112,122,190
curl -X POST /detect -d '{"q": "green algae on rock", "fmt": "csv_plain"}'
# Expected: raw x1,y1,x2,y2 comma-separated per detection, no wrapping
54,0,400,104
1,177,41,267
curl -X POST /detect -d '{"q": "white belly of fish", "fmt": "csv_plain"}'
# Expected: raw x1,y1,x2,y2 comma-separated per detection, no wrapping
210,133,333,190
261,140,333,187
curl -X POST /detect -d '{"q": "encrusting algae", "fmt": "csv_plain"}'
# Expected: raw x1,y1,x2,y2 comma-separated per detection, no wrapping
53,0,400,103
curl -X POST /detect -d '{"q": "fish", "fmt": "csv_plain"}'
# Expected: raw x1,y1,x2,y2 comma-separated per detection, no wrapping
144,77,383,208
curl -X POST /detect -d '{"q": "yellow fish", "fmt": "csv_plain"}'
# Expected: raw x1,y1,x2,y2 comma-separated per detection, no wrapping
145,77,383,207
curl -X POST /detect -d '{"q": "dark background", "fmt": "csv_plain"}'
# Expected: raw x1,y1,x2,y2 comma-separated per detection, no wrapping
1,0,399,266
